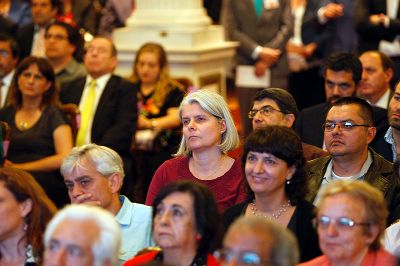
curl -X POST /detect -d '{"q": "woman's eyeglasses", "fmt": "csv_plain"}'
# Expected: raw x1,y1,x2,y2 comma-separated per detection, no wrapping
313,215,371,230
214,248,269,266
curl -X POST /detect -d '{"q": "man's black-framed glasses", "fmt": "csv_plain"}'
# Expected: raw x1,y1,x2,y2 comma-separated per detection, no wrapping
322,121,371,131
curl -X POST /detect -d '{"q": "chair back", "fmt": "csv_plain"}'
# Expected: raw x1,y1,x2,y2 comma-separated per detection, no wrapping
61,103,81,140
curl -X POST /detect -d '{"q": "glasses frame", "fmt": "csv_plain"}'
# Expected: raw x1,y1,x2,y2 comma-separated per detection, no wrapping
248,105,287,120
322,121,371,131
214,249,269,266
312,215,371,230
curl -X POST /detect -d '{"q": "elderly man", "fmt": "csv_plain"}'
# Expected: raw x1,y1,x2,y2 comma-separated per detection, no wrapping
384,82,400,161
249,88,328,160
217,216,299,266
359,51,394,109
295,52,390,161
60,36,137,197
0,33,19,108
43,204,121,266
305,97,399,225
45,21,86,87
61,144,153,264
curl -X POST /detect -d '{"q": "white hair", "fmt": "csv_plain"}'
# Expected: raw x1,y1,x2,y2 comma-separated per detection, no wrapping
60,144,125,180
44,204,121,266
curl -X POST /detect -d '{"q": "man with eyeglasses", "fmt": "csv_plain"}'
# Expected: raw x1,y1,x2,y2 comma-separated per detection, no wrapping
45,21,86,87
0,33,19,108
305,96,400,225
299,180,396,266
294,52,391,161
249,88,328,160
217,216,299,266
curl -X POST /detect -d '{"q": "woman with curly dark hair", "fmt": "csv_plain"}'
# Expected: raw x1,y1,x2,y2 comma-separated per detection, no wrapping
222,126,321,262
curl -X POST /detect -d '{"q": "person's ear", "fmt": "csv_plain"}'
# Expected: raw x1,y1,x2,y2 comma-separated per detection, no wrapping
283,113,295,127
366,126,376,145
20,198,33,218
364,224,380,246
219,118,227,135
108,173,123,193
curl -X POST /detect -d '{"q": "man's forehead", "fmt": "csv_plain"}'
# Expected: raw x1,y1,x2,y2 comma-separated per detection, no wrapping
327,104,361,118
326,69,354,81
253,98,279,108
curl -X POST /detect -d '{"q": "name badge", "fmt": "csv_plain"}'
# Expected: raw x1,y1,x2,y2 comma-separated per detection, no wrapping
264,0,280,10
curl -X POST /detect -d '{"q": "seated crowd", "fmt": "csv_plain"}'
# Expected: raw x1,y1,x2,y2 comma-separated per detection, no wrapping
2,1,400,265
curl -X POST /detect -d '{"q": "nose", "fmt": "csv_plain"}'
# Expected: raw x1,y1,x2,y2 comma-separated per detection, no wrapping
326,221,339,236
70,184,84,201
253,159,265,173
49,247,66,266
159,210,171,225
332,85,341,96
187,119,196,130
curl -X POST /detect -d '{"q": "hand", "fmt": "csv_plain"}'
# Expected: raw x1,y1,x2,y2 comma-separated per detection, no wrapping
3,159,13,167
254,60,268,77
72,193,102,205
138,115,152,129
303,43,317,58
369,14,386,25
286,42,305,54
258,47,281,66
323,3,344,20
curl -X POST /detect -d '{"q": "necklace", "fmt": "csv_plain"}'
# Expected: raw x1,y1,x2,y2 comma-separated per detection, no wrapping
191,155,225,180
251,199,291,220
19,121,29,130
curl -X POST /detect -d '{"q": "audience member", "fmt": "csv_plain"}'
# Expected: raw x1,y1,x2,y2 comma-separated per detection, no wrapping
60,36,137,198
0,33,19,108
68,0,104,36
286,0,329,110
359,50,394,109
305,97,400,225
17,0,61,58
44,21,86,87
250,88,328,160
60,144,153,264
317,0,357,54
0,56,72,207
217,216,299,266
43,204,121,266
223,127,321,262
0,167,57,266
300,180,397,266
385,81,400,161
0,0,32,29
124,181,221,266
98,0,134,37
295,52,391,160
145,89,246,212
221,0,293,137
129,42,185,202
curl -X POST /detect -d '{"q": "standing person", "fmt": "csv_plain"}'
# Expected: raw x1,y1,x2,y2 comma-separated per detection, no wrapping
146,89,246,212
124,181,221,266
300,180,397,266
0,0,32,29
130,42,185,201
221,0,293,137
222,127,321,262
0,56,72,207
0,167,57,266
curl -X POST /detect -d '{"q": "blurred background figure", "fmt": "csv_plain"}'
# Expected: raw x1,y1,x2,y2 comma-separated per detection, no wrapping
130,42,185,202
124,181,221,266
0,56,73,207
300,180,397,266
0,167,56,266
217,216,299,266
98,0,134,37
0,0,32,34
146,89,246,212
223,126,321,262
43,204,121,266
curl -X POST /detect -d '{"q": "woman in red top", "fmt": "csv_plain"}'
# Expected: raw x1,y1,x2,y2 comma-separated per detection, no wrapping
124,181,220,266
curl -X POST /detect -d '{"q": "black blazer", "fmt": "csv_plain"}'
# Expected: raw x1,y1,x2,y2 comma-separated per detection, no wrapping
60,75,138,156
294,102,392,161
16,23,35,59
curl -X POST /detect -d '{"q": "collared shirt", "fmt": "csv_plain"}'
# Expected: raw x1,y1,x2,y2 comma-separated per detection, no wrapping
384,127,397,161
115,195,154,264
55,58,86,87
78,73,111,144
374,89,391,109
1,69,13,107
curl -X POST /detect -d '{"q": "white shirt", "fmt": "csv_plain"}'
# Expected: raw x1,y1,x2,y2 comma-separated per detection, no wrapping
373,88,391,109
78,73,111,144
0,69,13,107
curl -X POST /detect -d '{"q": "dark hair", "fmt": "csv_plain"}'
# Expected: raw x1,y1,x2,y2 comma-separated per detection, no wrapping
152,180,221,256
241,126,307,204
327,96,374,126
0,167,57,263
45,21,84,61
252,88,299,118
10,56,58,108
325,52,362,85
0,33,20,59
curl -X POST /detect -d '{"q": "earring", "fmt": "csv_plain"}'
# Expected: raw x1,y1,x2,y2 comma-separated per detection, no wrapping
23,223,28,231
286,179,291,185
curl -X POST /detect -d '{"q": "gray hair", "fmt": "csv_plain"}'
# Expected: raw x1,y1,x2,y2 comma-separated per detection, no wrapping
44,204,121,266
60,144,125,179
175,89,240,156
226,216,299,266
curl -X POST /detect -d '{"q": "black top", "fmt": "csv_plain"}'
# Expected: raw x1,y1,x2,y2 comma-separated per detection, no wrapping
222,199,321,262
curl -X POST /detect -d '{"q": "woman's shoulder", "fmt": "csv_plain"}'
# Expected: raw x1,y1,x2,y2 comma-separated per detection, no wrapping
298,255,329,266
224,157,243,176
123,251,159,266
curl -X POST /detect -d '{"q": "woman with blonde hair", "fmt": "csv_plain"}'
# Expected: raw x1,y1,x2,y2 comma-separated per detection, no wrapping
130,42,185,200
146,89,246,212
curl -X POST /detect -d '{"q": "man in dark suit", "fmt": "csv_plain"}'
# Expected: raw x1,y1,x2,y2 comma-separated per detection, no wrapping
295,52,392,161
0,33,19,108
60,36,137,199
16,0,60,58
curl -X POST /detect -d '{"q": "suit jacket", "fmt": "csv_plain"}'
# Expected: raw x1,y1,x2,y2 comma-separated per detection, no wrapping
16,23,35,59
305,149,400,225
355,0,400,53
294,102,392,161
9,0,32,26
222,0,293,87
60,75,137,156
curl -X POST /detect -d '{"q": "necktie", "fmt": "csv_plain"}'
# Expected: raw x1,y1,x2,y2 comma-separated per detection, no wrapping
254,0,264,17
76,80,96,146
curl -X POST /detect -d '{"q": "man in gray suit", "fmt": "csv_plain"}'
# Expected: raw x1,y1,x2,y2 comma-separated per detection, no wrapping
222,0,293,137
